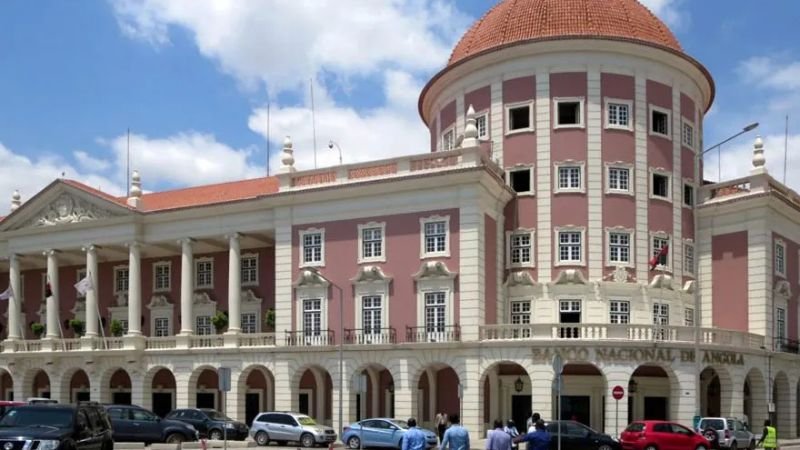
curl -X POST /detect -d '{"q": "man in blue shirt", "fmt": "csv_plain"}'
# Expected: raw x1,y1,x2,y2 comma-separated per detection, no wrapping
441,414,470,450
402,418,428,450
513,420,550,450
485,420,511,450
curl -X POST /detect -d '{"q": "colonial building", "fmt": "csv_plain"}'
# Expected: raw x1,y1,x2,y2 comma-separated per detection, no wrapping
0,0,798,442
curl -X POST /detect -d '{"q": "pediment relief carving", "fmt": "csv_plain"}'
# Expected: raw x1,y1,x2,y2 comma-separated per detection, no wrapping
504,271,536,287
413,261,456,280
193,292,215,305
774,280,792,298
24,193,120,228
242,289,262,304
683,280,696,294
648,274,674,290
553,269,587,285
147,294,173,310
294,268,331,288
351,266,392,284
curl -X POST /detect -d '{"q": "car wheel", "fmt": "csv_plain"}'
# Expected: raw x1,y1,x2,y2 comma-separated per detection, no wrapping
749,440,756,450
255,431,270,446
644,446,658,450
209,429,224,440
731,441,738,450
166,433,186,444
598,445,613,450
347,436,361,449
301,433,316,448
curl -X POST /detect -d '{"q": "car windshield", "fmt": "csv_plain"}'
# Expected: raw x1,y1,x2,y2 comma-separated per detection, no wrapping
0,408,72,428
203,410,233,421
298,416,317,426
702,419,726,430
390,420,409,429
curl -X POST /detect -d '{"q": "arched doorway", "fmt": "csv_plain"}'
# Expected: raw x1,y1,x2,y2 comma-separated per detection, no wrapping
109,369,132,405
239,366,275,426
774,371,791,435
743,368,766,429
297,367,333,424
556,363,607,431
32,370,51,399
480,362,531,434
628,365,676,423
0,369,13,401
415,364,460,431
190,367,220,410
351,365,395,421
65,369,90,403
149,368,176,417
700,367,733,417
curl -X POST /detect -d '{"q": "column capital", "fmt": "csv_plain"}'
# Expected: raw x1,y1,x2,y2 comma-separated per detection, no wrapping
225,232,242,242
177,237,195,247
125,241,142,249
81,244,101,253
42,249,61,257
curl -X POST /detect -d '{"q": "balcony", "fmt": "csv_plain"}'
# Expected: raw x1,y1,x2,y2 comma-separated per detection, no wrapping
285,330,335,347
405,325,461,343
190,335,224,348
775,338,800,354
344,328,396,345
238,332,276,347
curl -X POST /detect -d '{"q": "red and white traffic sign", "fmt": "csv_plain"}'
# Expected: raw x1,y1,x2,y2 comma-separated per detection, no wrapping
612,385,625,400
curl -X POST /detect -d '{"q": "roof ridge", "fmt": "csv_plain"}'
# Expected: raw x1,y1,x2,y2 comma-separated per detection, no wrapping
138,176,275,197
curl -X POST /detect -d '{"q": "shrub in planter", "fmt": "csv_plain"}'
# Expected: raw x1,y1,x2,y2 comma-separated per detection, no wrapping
265,308,275,331
110,319,124,337
211,311,228,334
30,322,45,338
69,319,86,337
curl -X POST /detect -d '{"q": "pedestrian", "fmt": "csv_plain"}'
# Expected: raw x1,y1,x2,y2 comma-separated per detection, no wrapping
527,413,541,433
435,412,449,444
513,420,550,450
485,420,511,450
402,418,428,450
504,420,519,450
440,413,470,450
756,419,777,450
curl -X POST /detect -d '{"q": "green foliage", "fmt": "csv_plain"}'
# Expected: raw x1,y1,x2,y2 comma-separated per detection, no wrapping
69,319,85,337
110,319,124,337
30,322,45,338
211,311,229,333
265,308,275,330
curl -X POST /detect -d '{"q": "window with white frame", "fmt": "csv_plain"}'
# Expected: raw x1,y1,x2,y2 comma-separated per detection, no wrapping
241,254,258,286
362,295,383,334
196,315,212,335
421,217,449,257
508,231,533,267
301,229,325,266
154,317,170,337
775,240,786,276
241,312,257,334
651,172,670,199
684,241,695,275
653,303,669,325
424,292,447,333
559,300,581,338
650,106,671,137
76,268,87,298
509,300,531,325
114,266,129,294
607,166,631,193
557,230,583,264
557,165,582,191
153,262,171,292
118,319,129,335
651,235,670,269
303,299,322,336
606,99,632,129
475,112,489,139
441,127,455,151
683,183,694,207
684,308,695,327
608,231,631,265
194,259,213,289
682,121,694,148
776,307,786,342
359,223,385,263
507,167,533,194
505,102,533,134
609,300,630,324
555,97,584,128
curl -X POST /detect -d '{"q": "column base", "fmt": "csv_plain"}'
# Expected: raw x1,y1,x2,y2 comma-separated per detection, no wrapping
176,334,191,349
2,338,17,353
123,334,146,351
223,330,241,348
80,335,97,350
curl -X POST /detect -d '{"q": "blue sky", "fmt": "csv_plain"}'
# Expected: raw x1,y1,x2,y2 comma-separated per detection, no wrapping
1,0,799,214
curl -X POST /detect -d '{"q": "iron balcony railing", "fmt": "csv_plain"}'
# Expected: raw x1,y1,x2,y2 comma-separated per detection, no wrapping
405,325,461,343
285,329,335,347
344,327,396,345
775,337,800,354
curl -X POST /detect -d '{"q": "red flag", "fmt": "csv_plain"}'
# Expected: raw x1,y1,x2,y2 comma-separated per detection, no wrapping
44,282,53,298
649,244,669,271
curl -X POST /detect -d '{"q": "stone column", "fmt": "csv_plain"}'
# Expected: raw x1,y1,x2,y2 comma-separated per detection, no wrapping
273,359,294,412
226,233,242,334
179,238,194,335
127,242,142,336
393,360,414,422
7,254,21,341
460,358,482,441
84,245,99,338
603,365,634,439
367,368,379,417
488,367,500,428
44,250,60,339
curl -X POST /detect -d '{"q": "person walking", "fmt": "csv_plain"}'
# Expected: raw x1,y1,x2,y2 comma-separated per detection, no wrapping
504,420,519,450
485,420,512,450
756,419,778,450
440,414,470,450
527,413,541,433
402,418,428,450
435,412,449,444
514,420,551,450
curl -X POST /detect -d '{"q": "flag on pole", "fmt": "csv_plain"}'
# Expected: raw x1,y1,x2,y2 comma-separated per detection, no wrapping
45,281,53,299
0,286,12,300
74,275,93,296
649,244,669,271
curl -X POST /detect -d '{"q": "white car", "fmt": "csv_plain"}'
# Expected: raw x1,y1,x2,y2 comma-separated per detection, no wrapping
696,417,755,450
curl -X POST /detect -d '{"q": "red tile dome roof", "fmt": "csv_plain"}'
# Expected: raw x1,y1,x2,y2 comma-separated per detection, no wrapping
448,0,682,66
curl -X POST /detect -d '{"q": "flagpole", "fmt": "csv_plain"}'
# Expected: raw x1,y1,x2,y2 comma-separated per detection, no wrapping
91,273,108,350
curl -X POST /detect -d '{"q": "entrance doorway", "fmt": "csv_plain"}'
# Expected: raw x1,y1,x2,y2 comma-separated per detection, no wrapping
75,391,90,403
113,392,132,405
512,395,531,431
299,392,310,415
560,396,590,425
196,392,215,409
153,392,173,417
644,397,668,420
245,393,260,426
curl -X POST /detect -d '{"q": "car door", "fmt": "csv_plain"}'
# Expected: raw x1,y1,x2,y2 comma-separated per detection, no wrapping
733,420,750,445
268,414,292,441
650,423,676,450
283,415,304,442
185,410,209,436
79,409,104,450
106,407,132,442
131,407,163,442
669,423,697,450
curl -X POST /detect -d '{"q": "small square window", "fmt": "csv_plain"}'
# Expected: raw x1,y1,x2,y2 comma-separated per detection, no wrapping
509,168,532,193
442,128,455,151
683,184,694,206
652,173,670,199
651,109,670,136
606,101,631,129
557,166,582,191
557,101,582,126
507,104,532,132
608,167,631,192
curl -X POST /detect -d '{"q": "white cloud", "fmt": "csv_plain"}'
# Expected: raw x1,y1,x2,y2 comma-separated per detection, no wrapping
74,150,112,172
739,57,800,91
706,133,800,191
639,0,688,31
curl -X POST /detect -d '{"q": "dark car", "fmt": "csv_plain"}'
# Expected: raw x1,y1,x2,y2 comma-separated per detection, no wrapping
166,408,249,440
0,401,26,418
0,403,113,450
545,421,621,450
105,404,199,444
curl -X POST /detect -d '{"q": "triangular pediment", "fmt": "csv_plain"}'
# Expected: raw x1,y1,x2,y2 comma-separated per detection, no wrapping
0,180,132,232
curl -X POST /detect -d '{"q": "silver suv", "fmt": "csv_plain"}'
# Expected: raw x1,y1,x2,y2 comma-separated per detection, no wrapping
696,417,754,450
249,412,337,447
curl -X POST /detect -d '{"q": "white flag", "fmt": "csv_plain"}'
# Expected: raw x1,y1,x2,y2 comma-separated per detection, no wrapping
74,275,93,296
0,286,12,300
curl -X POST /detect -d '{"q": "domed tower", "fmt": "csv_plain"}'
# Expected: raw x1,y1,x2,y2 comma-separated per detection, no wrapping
419,0,714,328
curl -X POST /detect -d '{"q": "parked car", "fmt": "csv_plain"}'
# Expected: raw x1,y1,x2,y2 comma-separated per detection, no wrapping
0,401,26,418
249,411,337,447
696,417,755,450
0,402,113,450
165,408,249,440
342,418,438,449
104,404,199,444
621,420,709,450
545,420,621,450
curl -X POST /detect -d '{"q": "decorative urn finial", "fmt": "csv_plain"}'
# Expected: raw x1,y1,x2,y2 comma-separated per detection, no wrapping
127,170,142,208
280,136,296,173
10,190,21,212
462,104,479,148
751,135,767,174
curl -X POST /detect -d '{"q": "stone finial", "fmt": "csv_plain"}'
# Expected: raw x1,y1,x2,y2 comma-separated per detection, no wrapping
751,135,767,174
127,170,142,208
10,190,21,212
280,136,296,173
461,104,479,148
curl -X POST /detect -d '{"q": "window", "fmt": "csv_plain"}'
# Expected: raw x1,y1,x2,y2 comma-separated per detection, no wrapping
360,225,384,262
362,296,382,334
555,98,584,128
682,121,694,148
241,313,257,334
424,292,447,333
441,127,455,151
775,240,786,276
558,230,582,264
196,315,212,335
153,262,170,292
653,303,669,325
684,242,695,275
609,301,630,324
506,102,533,133
195,259,213,289
684,308,695,327
241,255,258,286
301,229,325,266
510,301,531,325
421,217,449,257
114,267,129,293
559,300,581,338
475,112,489,139
302,299,322,336
76,268,87,298
118,319,129,335
651,172,670,199
557,165,582,191
508,231,533,267
606,100,632,129
508,167,533,194
777,307,786,342
652,236,670,269
650,106,670,137
683,184,694,207
154,318,170,337
607,167,631,193
608,231,631,265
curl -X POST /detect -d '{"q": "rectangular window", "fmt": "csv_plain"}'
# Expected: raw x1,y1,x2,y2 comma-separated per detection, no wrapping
608,167,630,192
195,260,213,289
777,308,786,341
556,100,582,126
507,104,532,132
361,227,383,260
607,102,630,128
475,113,489,139
76,268,87,298
509,232,532,266
510,301,531,325
362,295,382,334
154,318,170,337
303,232,323,265
682,122,694,148
241,255,258,285
559,300,581,338
652,236,670,268
196,315,212,335
775,241,786,276
241,313,257,334
608,232,631,264
653,303,669,325
651,109,670,136
558,231,582,263
119,319,129,335
509,168,532,193
424,292,447,333
114,267,129,293
303,299,322,336
609,300,630,324
154,262,171,292
442,128,455,151
558,166,581,190
424,221,447,255
684,242,695,275
684,308,695,327
683,184,694,206
652,173,670,199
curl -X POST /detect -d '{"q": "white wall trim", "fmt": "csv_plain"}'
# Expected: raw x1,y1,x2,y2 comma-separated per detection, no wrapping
299,227,326,268
357,222,387,264
553,160,586,194
553,96,586,129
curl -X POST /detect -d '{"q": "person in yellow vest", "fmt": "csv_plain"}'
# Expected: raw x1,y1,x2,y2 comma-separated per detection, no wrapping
756,419,777,449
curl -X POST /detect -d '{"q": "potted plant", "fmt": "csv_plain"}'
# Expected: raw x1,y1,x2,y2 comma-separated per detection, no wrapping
110,319,124,337
265,308,275,332
69,319,85,337
30,322,45,339
211,311,228,334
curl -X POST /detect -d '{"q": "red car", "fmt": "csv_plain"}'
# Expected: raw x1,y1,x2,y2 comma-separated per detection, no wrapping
620,420,710,450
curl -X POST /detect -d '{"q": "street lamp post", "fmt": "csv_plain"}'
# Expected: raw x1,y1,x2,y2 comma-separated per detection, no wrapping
703,123,759,181
329,141,343,165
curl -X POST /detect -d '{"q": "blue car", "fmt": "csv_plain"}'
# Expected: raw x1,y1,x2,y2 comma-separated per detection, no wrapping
342,418,438,449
